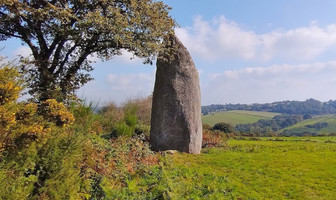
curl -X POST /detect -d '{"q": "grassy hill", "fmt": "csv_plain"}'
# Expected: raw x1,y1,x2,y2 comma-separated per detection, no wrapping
279,115,336,135
202,110,279,126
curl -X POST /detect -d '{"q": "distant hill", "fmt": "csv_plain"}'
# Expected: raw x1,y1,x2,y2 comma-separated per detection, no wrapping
202,99,336,135
202,110,279,126
279,115,336,136
202,99,336,116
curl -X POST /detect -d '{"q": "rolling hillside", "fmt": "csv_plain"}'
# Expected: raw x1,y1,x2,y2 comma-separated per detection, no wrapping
202,110,279,126
279,115,336,135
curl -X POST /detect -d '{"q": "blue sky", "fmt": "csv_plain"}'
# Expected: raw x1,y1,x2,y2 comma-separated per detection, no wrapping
2,0,336,105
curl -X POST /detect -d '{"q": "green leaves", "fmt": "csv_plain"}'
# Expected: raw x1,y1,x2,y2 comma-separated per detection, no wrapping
0,0,176,101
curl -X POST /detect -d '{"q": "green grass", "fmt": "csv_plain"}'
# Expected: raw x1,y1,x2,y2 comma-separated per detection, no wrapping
280,115,336,135
161,137,336,199
202,110,279,126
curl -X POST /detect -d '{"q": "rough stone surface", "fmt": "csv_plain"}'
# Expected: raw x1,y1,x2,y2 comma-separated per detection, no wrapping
150,34,202,154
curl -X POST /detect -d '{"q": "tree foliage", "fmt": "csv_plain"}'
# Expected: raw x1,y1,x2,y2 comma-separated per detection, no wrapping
0,0,176,101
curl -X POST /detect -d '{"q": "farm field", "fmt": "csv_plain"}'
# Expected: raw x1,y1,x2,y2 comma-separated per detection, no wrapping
161,137,336,199
202,110,279,126
280,115,336,135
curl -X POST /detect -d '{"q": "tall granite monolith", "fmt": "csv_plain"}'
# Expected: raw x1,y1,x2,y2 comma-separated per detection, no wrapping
150,34,202,154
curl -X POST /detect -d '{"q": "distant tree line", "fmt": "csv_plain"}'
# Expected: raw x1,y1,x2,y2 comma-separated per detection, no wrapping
305,122,328,129
202,99,336,115
235,115,306,136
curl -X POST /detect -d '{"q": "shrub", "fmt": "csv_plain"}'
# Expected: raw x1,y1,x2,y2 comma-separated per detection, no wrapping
212,122,234,133
202,129,227,148
99,102,124,133
99,96,152,138
39,99,75,126
0,65,94,199
0,66,23,105
203,123,212,130
122,96,152,125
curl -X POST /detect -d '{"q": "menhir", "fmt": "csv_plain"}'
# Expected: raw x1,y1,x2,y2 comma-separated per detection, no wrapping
150,34,202,154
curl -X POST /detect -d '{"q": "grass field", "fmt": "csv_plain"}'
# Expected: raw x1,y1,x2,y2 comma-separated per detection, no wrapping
202,110,279,126
161,137,336,199
280,115,336,135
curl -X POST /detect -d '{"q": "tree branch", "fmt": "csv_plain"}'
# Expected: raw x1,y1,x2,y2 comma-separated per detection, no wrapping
63,33,100,82
64,49,92,83
21,15,49,58
0,30,23,39
47,34,62,57
55,43,79,75
14,18,39,59
49,39,66,73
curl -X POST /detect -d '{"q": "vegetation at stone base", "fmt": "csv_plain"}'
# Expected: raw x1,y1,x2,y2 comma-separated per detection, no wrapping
202,110,278,126
162,137,336,199
202,98,336,115
280,114,336,136
0,0,176,102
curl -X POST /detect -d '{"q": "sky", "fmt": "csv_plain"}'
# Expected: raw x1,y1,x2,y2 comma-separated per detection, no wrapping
2,0,336,105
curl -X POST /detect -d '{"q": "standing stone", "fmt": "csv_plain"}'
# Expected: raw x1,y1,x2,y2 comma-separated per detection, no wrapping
150,34,202,154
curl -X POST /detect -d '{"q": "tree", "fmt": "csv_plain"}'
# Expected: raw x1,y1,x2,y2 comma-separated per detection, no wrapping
0,0,176,102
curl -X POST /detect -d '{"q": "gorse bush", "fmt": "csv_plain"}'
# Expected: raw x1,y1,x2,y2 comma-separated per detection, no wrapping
0,66,22,104
0,66,83,199
39,99,75,126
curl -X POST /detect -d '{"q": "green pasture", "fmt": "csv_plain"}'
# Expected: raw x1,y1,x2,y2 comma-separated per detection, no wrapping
202,110,279,126
160,137,336,199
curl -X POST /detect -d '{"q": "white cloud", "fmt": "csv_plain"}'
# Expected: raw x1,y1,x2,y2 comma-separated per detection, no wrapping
107,72,154,91
176,16,336,62
88,49,143,65
79,71,155,105
110,50,143,65
13,46,32,58
202,61,336,105
260,24,336,61
176,16,258,60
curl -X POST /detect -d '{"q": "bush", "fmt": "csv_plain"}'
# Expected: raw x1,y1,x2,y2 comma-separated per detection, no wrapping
0,66,23,105
39,99,75,126
203,123,212,130
212,122,234,133
202,129,227,148
122,96,152,125
99,96,152,138
0,65,93,199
